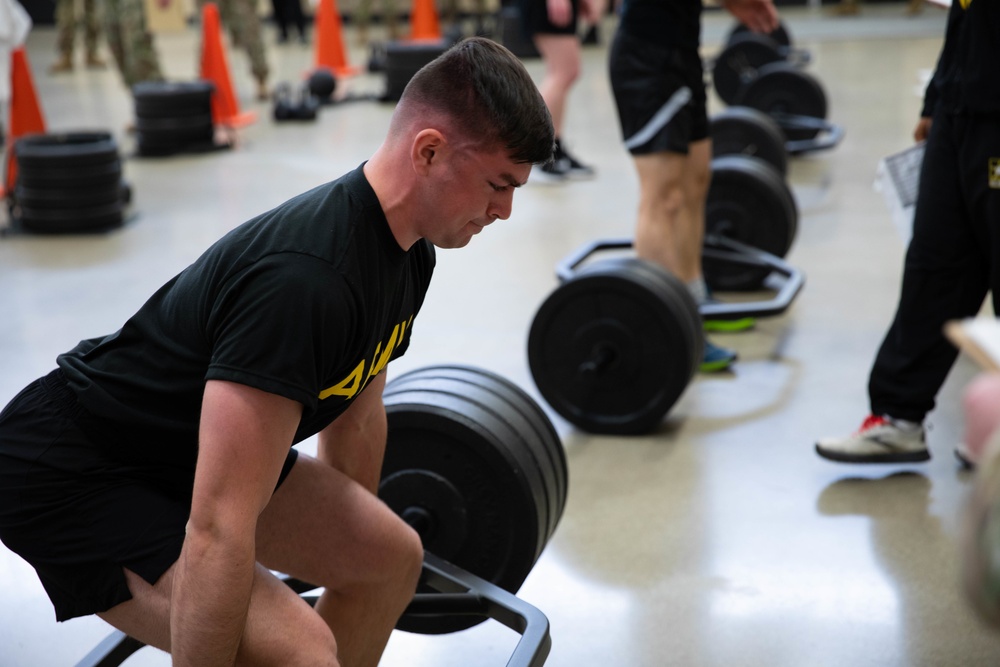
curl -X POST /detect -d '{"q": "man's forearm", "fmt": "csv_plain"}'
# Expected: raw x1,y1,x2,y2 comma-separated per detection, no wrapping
170,525,256,666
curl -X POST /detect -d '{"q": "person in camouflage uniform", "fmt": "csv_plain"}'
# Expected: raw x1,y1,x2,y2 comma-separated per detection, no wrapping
197,0,270,100
102,0,164,88
49,0,106,72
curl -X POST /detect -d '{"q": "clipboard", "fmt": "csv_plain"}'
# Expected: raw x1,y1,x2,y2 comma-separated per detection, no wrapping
945,318,1000,373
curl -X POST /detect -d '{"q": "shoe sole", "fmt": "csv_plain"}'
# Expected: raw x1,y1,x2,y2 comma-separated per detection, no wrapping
703,317,756,333
955,447,976,470
815,444,931,463
699,359,735,373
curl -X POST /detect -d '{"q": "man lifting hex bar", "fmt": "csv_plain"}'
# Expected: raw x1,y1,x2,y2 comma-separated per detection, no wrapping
0,37,554,667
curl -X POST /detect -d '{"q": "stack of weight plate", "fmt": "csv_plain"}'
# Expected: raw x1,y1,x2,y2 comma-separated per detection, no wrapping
12,131,130,234
132,81,216,156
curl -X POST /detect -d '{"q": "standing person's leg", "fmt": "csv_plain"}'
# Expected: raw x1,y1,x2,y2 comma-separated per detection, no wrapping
611,32,737,372
219,0,271,99
118,0,164,87
290,0,307,42
633,152,694,280
816,112,992,463
50,0,76,72
533,32,594,178
533,33,579,144
82,0,106,67
270,0,289,42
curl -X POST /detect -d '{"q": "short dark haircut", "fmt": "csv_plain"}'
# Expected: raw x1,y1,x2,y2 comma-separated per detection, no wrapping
398,37,555,165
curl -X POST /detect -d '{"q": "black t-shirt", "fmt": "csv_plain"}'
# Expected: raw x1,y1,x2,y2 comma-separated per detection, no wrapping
617,0,702,50
57,164,435,466
922,0,1000,116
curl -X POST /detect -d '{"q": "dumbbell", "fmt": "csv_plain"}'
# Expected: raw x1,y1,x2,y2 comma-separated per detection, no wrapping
74,366,565,667
527,155,805,435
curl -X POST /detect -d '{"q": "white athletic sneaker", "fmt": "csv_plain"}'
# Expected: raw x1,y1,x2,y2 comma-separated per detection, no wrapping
816,414,930,463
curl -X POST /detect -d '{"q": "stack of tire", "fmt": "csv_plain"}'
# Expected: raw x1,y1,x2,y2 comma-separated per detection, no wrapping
133,81,216,157
11,131,130,234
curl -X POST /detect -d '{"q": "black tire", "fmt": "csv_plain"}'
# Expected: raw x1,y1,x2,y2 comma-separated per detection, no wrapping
18,201,124,234
16,158,122,189
14,183,122,209
14,132,118,169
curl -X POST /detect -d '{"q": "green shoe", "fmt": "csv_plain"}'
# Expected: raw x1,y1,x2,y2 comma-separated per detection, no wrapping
700,339,737,373
703,316,756,332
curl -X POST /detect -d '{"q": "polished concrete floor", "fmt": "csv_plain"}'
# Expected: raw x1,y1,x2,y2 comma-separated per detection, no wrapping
4,2,1000,666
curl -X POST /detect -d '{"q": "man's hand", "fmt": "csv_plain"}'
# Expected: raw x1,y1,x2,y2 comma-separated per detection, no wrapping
721,0,780,35
913,116,932,143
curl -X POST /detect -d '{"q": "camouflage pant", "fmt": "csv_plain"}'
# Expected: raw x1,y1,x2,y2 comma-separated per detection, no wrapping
197,0,269,82
103,0,164,88
55,0,103,58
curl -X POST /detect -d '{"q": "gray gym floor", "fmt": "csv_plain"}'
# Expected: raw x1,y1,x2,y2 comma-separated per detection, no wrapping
5,2,1000,665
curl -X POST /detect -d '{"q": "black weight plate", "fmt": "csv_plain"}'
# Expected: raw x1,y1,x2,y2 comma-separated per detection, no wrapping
387,367,566,544
15,183,123,209
727,21,792,48
16,160,122,189
704,155,798,291
385,383,550,563
710,106,788,177
529,258,699,435
735,62,828,141
625,259,704,380
712,32,784,106
14,132,118,168
381,365,566,634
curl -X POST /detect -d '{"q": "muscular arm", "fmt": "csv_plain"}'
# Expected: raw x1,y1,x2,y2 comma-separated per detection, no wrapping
171,380,303,666
318,371,388,494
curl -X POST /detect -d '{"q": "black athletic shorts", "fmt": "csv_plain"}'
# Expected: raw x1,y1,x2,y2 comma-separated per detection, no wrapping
0,369,299,621
609,32,708,155
518,0,580,38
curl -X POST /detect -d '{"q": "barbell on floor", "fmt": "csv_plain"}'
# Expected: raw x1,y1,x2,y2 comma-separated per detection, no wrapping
74,365,566,667
527,155,805,435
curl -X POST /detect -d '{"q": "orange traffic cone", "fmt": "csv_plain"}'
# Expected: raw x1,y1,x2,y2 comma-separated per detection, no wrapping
4,47,47,197
199,2,257,128
313,0,359,77
408,0,441,41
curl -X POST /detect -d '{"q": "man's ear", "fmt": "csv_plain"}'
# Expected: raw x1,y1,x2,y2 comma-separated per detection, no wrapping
411,128,445,175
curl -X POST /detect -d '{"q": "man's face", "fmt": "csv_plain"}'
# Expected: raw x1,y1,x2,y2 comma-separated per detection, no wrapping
422,145,532,249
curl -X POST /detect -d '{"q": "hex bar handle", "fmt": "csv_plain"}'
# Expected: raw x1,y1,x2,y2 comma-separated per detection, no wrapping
554,235,804,322
767,111,846,154
699,234,805,320
73,552,551,667
555,237,634,284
